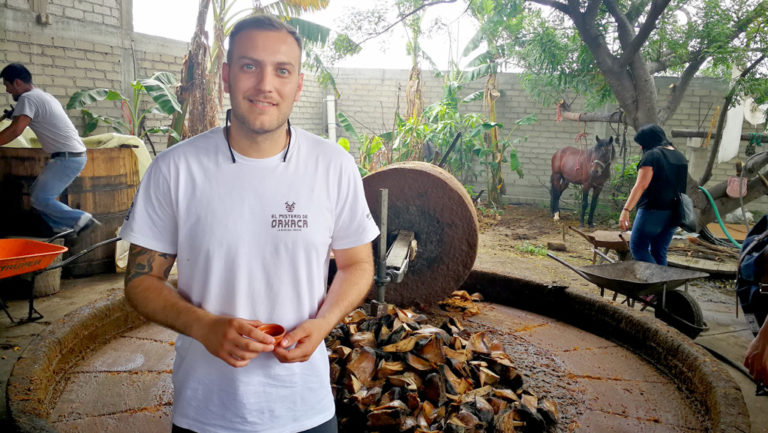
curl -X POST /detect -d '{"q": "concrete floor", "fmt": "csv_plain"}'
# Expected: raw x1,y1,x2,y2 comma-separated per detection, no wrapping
1,273,767,432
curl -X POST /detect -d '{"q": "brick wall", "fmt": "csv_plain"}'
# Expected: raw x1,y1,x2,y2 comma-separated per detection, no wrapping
2,0,766,215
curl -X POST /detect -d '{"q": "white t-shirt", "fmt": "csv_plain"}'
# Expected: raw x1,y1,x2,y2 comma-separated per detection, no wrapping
120,126,379,433
13,88,85,154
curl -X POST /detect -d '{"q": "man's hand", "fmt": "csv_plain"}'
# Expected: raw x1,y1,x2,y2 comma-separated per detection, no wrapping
124,244,280,368
273,318,332,363
745,321,768,384
1,105,13,121
197,316,280,368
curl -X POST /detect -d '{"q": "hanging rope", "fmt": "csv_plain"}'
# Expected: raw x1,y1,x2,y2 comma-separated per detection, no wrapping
573,122,589,171
703,106,720,148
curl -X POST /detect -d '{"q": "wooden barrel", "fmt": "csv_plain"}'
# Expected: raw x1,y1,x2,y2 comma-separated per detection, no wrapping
0,147,139,276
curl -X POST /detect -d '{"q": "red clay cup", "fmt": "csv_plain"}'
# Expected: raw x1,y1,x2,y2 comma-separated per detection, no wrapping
256,323,286,345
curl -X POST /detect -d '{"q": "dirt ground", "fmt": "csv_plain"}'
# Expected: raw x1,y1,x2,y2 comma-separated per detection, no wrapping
473,203,737,304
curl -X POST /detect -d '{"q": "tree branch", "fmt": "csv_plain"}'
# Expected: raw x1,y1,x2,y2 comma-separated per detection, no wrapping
625,0,651,24
528,0,570,14
619,0,671,66
658,55,706,124
584,0,602,24
354,0,458,46
603,0,635,49
697,54,767,186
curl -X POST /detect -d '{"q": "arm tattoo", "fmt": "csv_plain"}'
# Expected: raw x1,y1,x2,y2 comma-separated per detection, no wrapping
125,244,177,286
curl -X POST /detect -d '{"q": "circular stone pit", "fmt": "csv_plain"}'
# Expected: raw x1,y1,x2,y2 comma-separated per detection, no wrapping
7,269,748,432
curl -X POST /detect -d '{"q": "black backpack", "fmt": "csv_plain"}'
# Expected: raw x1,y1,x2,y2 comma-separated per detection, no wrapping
737,214,768,335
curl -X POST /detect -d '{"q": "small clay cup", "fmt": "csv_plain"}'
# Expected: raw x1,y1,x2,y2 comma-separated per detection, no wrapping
256,323,286,345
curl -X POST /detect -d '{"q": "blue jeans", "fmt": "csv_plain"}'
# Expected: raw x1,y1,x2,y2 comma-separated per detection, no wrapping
30,155,89,231
629,208,676,265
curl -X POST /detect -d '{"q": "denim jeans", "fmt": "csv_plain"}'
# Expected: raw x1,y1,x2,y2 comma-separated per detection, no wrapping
30,155,89,231
629,208,676,265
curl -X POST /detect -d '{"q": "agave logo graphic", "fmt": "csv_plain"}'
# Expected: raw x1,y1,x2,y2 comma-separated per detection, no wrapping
272,201,308,231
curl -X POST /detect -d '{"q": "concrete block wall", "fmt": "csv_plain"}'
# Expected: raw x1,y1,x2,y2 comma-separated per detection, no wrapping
1,0,186,143
2,0,766,215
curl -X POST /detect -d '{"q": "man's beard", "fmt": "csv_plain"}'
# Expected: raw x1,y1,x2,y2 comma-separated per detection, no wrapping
231,104,288,136
12,94,19,102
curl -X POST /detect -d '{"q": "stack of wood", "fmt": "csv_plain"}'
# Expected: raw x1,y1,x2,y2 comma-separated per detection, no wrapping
326,305,559,432
668,237,739,262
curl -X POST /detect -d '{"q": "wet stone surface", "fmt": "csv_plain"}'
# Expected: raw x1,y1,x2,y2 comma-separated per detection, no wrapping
464,303,707,433
48,305,708,433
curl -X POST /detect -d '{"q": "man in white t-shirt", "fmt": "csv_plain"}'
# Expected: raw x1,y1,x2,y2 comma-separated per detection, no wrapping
120,15,378,433
1,63,99,235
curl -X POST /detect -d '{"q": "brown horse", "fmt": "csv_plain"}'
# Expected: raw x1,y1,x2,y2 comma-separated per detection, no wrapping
550,136,615,227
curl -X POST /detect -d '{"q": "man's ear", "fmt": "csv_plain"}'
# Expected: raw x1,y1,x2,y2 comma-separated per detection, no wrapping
294,73,304,102
222,63,230,94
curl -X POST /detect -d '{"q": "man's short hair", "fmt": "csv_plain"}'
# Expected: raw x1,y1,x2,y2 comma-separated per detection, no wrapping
1,63,33,84
226,14,303,65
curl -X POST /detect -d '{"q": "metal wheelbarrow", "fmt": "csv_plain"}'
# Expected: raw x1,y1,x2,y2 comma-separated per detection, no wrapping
0,230,120,324
569,226,630,263
548,252,709,338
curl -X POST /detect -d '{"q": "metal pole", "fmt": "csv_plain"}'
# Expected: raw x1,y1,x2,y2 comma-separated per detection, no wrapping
377,188,388,303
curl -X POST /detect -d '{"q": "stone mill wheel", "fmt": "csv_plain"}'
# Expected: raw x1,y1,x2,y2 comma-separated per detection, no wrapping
363,161,479,307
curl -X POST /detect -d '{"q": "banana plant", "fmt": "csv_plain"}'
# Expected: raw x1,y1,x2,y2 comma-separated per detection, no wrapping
463,0,529,207
66,71,181,141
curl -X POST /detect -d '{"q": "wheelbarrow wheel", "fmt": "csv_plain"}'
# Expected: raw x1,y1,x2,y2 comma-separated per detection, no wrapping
654,290,706,339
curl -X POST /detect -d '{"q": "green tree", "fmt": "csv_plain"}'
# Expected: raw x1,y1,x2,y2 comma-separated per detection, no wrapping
174,0,359,143
511,0,768,228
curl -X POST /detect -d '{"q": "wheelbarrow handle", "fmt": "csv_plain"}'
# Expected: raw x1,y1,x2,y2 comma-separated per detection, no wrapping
592,248,617,264
40,236,122,272
45,229,75,243
546,252,592,282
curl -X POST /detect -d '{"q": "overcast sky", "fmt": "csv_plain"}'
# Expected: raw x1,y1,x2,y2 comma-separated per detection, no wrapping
132,0,479,70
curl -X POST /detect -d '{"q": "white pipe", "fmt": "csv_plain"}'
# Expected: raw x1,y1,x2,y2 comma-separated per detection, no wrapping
325,94,337,145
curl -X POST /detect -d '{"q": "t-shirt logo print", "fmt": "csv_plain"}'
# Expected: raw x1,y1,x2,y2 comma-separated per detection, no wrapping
271,201,309,232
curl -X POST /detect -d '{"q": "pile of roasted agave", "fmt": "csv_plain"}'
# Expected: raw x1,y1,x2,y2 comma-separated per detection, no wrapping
326,303,559,432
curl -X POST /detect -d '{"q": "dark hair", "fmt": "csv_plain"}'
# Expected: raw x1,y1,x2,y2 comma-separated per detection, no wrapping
226,15,303,64
634,124,672,152
1,63,32,84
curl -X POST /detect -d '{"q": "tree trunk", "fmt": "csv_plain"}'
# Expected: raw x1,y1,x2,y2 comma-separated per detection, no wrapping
485,73,503,207
169,0,213,146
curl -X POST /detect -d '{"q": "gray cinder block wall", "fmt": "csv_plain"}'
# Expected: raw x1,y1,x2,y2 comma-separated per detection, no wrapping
2,0,765,214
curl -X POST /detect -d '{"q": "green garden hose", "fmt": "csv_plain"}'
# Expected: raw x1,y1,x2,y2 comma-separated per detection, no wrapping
697,186,742,248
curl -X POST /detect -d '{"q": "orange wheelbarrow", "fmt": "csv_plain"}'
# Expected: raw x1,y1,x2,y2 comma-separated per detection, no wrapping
0,230,120,323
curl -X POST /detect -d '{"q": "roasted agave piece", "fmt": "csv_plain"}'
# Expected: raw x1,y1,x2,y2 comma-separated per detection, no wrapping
416,335,447,365
439,290,481,316
446,409,483,433
396,307,428,324
343,347,377,390
388,371,423,391
414,325,452,345
423,372,447,406
440,363,472,396
349,331,377,349
343,308,368,324
382,334,431,353
377,360,405,378
350,386,381,411
538,398,559,425
367,400,409,427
